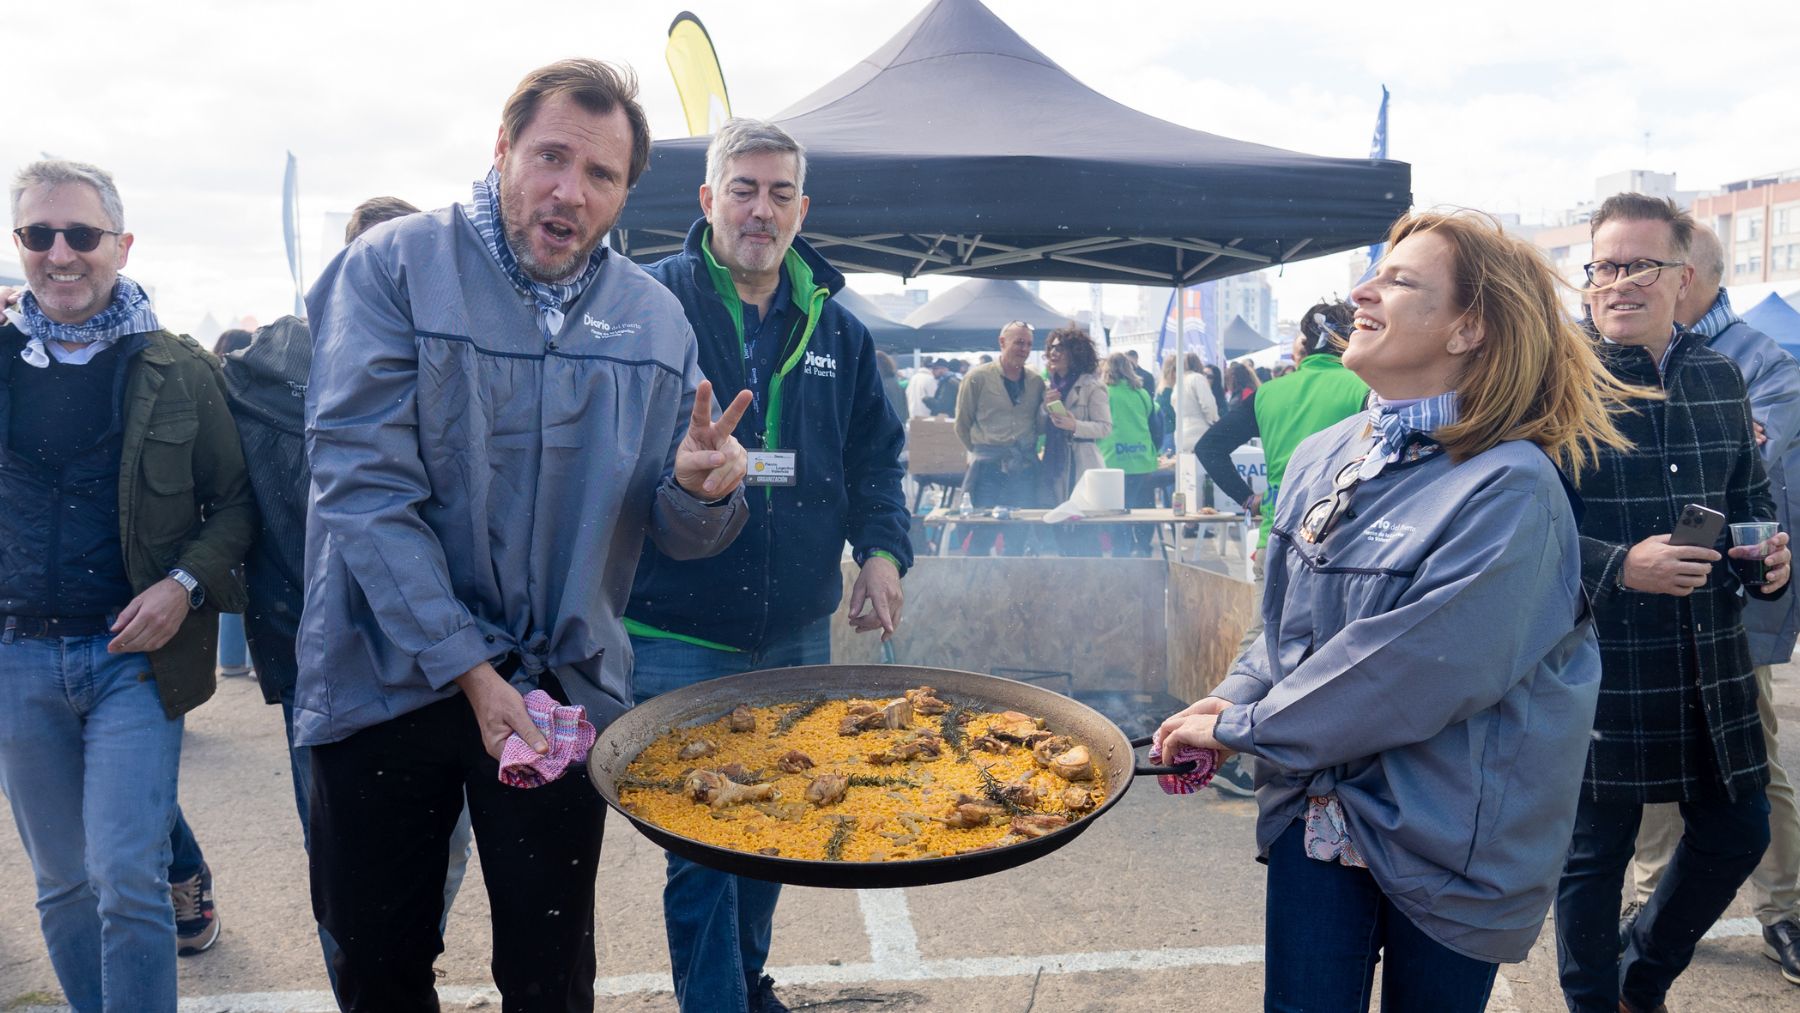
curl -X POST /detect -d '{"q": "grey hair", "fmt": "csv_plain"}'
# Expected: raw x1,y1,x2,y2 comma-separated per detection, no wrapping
11,159,126,231
705,117,806,195
1688,224,1726,288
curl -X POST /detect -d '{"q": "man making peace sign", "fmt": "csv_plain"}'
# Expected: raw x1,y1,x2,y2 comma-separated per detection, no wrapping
296,59,750,1012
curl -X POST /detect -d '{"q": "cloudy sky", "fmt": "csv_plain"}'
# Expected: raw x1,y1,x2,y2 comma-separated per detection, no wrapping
6,0,1796,335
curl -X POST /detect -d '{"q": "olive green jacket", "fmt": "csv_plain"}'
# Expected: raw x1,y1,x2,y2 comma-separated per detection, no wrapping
120,329,256,717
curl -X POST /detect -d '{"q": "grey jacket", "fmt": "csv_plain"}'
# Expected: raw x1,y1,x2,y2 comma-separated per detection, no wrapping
1706,319,1800,665
1209,416,1601,963
295,206,746,746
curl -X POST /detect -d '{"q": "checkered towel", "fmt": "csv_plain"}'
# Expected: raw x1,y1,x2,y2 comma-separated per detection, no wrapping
498,690,596,789
1148,741,1218,795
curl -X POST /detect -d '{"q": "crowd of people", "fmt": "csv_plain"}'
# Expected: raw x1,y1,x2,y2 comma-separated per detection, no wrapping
2,53,1798,1013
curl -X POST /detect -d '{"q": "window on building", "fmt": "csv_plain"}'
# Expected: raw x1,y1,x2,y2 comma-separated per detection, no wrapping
1737,211,1764,242
1776,205,1800,237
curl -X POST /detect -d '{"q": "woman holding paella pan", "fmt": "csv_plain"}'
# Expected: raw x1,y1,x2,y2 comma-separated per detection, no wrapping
1155,210,1648,1011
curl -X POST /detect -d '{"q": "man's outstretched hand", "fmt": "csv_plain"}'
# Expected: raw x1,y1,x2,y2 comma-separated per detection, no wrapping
674,380,753,500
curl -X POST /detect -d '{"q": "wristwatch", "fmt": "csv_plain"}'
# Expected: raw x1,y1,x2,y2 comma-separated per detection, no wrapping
168,568,205,610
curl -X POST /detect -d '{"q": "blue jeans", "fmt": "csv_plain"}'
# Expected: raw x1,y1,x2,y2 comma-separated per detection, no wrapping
631,618,832,1013
0,634,183,1013
216,612,249,670
1555,787,1770,1012
1264,820,1497,1012
168,807,203,882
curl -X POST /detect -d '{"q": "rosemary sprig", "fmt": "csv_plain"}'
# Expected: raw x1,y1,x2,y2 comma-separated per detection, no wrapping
977,763,1028,816
771,698,825,736
847,774,919,789
940,702,970,757
824,817,858,861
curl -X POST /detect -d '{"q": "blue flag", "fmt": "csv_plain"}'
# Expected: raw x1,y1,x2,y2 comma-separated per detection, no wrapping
1360,86,1390,283
282,152,304,317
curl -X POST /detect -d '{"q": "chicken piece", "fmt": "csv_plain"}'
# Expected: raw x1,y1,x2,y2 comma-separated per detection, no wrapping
837,703,878,734
1008,813,1070,838
685,769,776,809
996,774,1043,808
841,698,914,735
934,797,1007,829
871,730,943,764
1031,735,1075,767
805,772,850,806
876,697,913,729
1023,730,1060,749
775,749,815,774
969,734,1009,754
677,739,717,761
1048,744,1095,783
756,847,781,857
988,711,1045,743
904,686,951,715
727,705,757,733
715,762,755,783
1061,786,1097,812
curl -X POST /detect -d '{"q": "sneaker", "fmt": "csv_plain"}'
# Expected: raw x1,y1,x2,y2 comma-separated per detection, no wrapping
1209,755,1256,798
747,974,790,1013
1618,901,1642,955
172,863,220,956
1764,918,1800,985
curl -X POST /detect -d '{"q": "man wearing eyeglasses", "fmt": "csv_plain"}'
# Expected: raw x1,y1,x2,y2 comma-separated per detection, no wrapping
0,159,255,1012
1623,223,1800,986
1556,193,1790,1013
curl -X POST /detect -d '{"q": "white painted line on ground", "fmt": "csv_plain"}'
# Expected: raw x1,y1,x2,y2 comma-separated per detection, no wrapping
13,916,1769,1012
856,887,923,971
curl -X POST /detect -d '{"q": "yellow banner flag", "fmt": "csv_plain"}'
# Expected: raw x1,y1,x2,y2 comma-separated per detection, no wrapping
666,12,731,137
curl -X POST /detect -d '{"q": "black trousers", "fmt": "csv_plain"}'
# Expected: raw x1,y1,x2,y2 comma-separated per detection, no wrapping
308,675,605,1012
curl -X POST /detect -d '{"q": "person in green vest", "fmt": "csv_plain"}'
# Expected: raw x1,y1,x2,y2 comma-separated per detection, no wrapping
1099,352,1160,556
1193,300,1370,795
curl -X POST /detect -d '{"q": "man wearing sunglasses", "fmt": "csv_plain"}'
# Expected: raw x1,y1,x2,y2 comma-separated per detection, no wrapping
0,159,255,1012
1556,193,1790,1013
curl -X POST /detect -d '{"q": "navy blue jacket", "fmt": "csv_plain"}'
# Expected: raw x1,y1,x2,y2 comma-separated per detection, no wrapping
628,220,910,650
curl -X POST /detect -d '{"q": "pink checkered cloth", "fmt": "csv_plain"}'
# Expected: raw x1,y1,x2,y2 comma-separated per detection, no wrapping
498,690,596,789
1148,741,1219,795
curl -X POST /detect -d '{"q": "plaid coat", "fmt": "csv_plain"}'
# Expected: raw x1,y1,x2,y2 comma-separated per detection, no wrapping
1577,332,1782,804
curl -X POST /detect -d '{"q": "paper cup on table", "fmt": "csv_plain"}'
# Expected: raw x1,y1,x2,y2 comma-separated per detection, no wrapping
1730,521,1780,587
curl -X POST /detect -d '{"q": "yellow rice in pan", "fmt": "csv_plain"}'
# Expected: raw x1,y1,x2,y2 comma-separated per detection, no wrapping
618,699,1107,862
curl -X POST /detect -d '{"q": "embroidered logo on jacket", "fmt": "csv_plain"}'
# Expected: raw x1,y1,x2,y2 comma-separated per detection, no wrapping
803,349,838,378
1363,519,1416,545
583,313,643,339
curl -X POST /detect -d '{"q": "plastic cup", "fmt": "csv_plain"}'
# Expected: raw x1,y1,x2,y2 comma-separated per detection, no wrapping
1729,521,1779,586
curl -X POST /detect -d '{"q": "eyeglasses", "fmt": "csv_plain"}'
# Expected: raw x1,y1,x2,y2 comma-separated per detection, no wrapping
12,225,120,253
1299,457,1368,544
1582,258,1684,288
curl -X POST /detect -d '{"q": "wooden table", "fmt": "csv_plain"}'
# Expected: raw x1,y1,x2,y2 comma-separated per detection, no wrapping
921,507,1248,559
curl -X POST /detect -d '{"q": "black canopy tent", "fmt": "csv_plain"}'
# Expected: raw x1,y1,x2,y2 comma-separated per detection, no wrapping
615,0,1411,290
1221,316,1275,359
901,279,1073,353
830,288,920,349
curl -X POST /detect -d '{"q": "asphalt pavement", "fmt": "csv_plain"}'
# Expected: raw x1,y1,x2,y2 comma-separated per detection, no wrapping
3,666,1798,1012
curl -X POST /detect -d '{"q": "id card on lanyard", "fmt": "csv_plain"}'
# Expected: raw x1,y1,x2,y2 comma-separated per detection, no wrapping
746,449,797,486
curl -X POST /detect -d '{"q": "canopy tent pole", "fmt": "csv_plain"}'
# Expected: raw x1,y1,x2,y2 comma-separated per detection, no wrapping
1173,276,1186,559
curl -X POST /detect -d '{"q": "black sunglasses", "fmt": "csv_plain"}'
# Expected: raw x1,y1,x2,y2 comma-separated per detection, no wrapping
12,224,120,253
1299,456,1369,544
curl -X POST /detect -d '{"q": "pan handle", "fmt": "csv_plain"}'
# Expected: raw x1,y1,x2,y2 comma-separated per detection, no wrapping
1127,733,1196,777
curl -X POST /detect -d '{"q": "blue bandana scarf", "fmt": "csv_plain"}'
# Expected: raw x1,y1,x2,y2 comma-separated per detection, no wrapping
13,276,161,368
1362,391,1458,478
467,169,606,339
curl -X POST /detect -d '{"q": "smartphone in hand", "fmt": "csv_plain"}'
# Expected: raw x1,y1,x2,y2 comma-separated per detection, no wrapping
1669,503,1726,548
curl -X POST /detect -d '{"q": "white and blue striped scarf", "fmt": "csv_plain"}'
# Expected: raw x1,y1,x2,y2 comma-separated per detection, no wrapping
1691,288,1742,340
11,276,161,368
1362,391,1458,478
467,169,606,339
